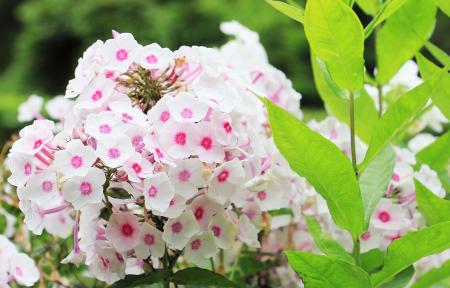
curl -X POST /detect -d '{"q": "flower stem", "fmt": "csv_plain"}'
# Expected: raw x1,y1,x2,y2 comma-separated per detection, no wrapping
349,91,358,176
352,238,361,266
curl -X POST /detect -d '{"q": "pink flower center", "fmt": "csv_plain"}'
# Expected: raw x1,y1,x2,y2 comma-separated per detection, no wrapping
80,181,93,196
223,122,232,133
360,231,371,241
171,221,183,233
146,54,158,64
144,233,155,246
91,90,103,102
160,111,170,122
257,191,267,201
194,207,204,220
178,170,191,182
121,223,134,237
132,135,143,146
200,137,212,150
132,163,142,174
24,163,32,175
190,239,201,250
122,113,133,122
174,132,187,145
217,170,229,183
71,155,83,168
108,148,121,159
392,173,400,182
15,266,23,276
245,209,256,219
33,139,43,149
211,225,221,237
169,199,175,206
116,49,128,61
42,180,53,192
378,211,391,223
155,148,164,158
181,108,193,119
100,256,110,269
99,124,112,134
148,185,158,197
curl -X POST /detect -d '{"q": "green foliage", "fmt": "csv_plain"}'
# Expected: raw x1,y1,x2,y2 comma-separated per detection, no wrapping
361,249,385,273
412,260,450,288
360,71,446,172
0,214,7,234
415,179,450,226
364,0,408,38
434,0,450,16
305,216,354,264
304,0,364,90
379,266,415,288
370,222,450,287
415,130,450,172
265,0,304,23
311,55,378,143
359,145,396,228
265,99,364,238
109,269,170,288
285,251,371,287
376,0,437,84
171,268,241,287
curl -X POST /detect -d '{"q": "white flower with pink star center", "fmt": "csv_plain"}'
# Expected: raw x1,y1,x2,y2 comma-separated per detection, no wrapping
191,122,225,163
62,167,106,210
188,195,222,230
162,211,199,250
54,139,97,177
106,212,141,252
208,213,236,249
11,120,54,155
137,43,173,70
167,92,208,123
158,120,194,159
109,101,148,127
134,223,165,259
143,172,175,213
168,158,205,199
184,231,217,267
122,153,154,182
370,198,409,230
8,253,40,287
6,153,36,187
85,111,127,139
147,97,172,126
97,135,133,168
208,158,245,204
24,169,58,206
102,32,140,72
18,95,43,122
254,181,283,211
76,75,115,110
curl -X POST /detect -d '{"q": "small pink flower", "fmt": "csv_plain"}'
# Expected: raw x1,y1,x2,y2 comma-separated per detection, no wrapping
106,212,141,252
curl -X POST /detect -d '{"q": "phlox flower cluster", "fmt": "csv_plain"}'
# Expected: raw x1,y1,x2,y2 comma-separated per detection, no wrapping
0,235,39,287
6,21,304,284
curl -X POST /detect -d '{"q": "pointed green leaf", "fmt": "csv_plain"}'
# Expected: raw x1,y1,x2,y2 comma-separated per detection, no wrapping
360,69,447,172
360,145,396,227
364,0,408,38
416,130,450,172
376,0,437,84
416,53,441,80
265,99,364,238
171,268,240,287
433,0,450,16
356,0,380,15
361,249,385,273
425,41,450,66
266,0,304,23
380,266,415,288
371,222,450,287
412,260,450,288
304,0,364,90
311,55,378,143
109,269,169,288
415,179,450,226
305,216,355,264
429,69,450,119
285,251,371,288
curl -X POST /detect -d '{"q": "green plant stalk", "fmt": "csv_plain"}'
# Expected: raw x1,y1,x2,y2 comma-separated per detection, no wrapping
352,238,361,266
349,91,358,176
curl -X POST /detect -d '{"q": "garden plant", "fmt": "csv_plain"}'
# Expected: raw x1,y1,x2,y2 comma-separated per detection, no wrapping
0,0,449,287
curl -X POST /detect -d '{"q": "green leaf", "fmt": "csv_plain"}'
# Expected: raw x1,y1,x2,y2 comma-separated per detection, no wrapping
415,179,450,226
376,0,437,84
416,130,450,172
265,99,364,238
285,251,372,288
266,0,304,23
305,216,355,264
380,266,415,288
412,260,450,288
364,0,408,38
171,268,240,287
315,57,349,99
361,249,385,273
425,41,450,66
416,53,441,80
109,269,169,288
359,71,446,172
0,214,7,234
433,0,450,16
311,55,379,143
370,221,450,287
304,0,364,90
356,0,380,15
359,145,396,227
429,67,450,119
268,208,294,217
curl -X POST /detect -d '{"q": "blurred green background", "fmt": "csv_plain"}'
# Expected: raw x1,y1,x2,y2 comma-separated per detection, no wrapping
0,0,448,145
